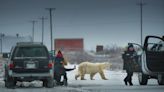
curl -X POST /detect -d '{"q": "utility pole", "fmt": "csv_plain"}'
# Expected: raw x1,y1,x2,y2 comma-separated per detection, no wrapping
0,39,1,53
39,16,47,44
30,20,37,42
138,0,146,46
46,8,55,51
0,33,5,53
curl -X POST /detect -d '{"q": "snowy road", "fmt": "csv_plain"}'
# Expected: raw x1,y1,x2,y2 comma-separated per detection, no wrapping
0,70,164,92
0,85,164,92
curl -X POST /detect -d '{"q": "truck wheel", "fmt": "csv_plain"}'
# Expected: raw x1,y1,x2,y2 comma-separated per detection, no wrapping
46,78,54,88
138,73,148,85
157,74,164,85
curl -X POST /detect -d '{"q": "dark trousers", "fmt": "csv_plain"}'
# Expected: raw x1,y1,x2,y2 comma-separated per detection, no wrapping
124,70,133,85
64,68,75,81
64,73,67,81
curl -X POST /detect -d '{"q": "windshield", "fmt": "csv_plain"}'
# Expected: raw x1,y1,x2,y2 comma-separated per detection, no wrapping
13,46,48,58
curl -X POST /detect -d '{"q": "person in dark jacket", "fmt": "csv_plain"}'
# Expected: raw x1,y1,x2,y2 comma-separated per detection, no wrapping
54,50,75,85
122,44,137,86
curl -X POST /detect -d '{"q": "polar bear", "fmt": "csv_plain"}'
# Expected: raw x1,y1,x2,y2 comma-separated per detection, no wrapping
75,61,111,80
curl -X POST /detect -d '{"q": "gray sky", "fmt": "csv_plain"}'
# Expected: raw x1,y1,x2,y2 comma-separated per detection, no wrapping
0,0,164,50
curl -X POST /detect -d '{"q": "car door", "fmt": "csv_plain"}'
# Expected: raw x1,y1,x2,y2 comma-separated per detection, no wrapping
143,36,164,73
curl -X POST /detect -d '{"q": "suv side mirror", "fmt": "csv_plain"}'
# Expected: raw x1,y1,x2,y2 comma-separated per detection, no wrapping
2,53,10,58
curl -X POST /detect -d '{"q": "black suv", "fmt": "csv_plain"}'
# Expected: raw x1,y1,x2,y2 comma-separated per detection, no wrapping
4,42,54,88
130,36,164,85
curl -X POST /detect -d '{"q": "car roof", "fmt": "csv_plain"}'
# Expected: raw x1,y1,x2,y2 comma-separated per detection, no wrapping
16,42,45,47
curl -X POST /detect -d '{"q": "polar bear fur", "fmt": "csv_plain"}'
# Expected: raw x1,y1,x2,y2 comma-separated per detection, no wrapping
75,61,111,80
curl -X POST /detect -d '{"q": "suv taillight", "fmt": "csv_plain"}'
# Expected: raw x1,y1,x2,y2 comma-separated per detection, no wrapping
9,63,14,69
48,63,53,68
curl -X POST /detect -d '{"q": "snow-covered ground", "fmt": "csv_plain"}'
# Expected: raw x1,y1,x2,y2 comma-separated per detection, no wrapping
0,64,163,92
0,64,159,86
65,64,157,86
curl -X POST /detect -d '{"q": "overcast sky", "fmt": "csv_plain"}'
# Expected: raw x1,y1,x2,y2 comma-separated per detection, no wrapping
0,0,164,50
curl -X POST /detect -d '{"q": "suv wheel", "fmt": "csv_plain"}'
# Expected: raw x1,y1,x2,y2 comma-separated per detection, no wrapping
157,74,164,85
43,80,47,87
5,77,16,88
46,78,54,88
138,73,148,85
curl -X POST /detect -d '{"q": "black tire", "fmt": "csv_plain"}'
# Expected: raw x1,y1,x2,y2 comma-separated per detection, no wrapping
43,80,47,87
157,74,164,85
138,73,148,85
5,77,16,88
46,78,54,88
4,68,16,88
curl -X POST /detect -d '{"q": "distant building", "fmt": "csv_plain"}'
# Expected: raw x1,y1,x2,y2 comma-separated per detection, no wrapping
54,38,84,52
0,34,32,53
96,45,104,53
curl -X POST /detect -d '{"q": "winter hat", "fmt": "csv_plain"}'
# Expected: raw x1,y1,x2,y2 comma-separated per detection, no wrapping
56,50,63,58
128,44,134,49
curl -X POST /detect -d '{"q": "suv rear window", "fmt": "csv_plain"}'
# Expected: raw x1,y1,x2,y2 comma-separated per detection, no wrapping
13,46,48,58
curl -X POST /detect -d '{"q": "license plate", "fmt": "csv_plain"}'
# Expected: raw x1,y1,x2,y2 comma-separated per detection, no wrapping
26,63,36,69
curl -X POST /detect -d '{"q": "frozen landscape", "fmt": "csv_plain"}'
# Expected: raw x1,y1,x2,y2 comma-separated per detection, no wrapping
0,63,164,92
